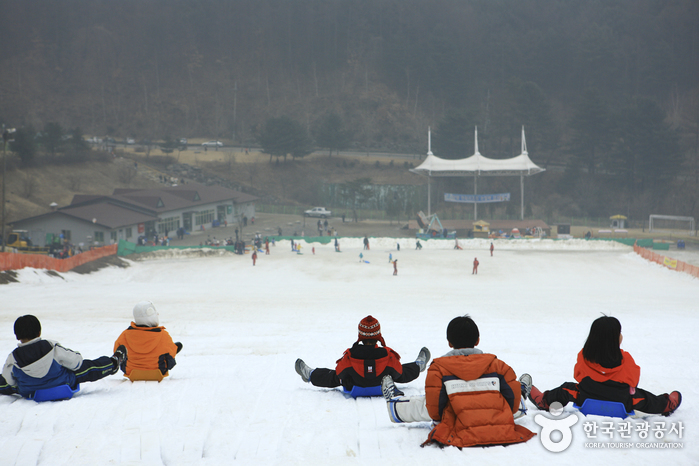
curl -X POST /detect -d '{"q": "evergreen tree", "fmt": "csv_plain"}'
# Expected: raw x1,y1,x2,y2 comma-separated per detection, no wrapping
42,122,64,156
259,116,312,163
314,113,350,157
10,126,37,168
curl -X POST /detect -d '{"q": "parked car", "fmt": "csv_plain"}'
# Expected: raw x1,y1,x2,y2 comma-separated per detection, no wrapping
304,207,332,218
202,140,223,147
126,137,135,145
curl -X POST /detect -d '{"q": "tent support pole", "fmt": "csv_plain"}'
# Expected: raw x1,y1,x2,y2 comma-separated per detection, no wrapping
427,176,431,217
520,174,524,220
474,174,478,221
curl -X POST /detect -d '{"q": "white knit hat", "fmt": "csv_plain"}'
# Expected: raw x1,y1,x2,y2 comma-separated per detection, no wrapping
133,301,160,327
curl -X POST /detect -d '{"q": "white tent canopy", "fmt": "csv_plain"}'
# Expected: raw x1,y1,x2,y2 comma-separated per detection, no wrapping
410,127,545,219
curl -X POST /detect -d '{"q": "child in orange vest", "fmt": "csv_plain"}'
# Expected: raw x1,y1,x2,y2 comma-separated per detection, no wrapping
381,315,534,448
114,302,182,377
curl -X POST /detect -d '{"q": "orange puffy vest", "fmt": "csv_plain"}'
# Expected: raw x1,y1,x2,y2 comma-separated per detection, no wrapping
424,352,535,448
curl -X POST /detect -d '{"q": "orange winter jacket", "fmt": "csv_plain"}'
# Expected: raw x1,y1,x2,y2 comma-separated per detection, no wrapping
114,323,178,376
424,350,535,448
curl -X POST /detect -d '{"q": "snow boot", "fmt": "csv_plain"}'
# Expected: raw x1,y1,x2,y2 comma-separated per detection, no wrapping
519,373,532,401
529,384,549,410
415,347,431,372
662,391,682,416
381,375,404,400
111,345,127,374
295,358,314,383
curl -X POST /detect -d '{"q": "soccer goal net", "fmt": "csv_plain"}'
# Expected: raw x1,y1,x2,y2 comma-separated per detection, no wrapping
648,215,696,235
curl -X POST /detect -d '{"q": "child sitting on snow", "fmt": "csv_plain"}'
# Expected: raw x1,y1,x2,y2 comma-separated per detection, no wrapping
114,301,182,377
381,315,534,448
0,315,125,398
520,315,681,416
295,315,430,393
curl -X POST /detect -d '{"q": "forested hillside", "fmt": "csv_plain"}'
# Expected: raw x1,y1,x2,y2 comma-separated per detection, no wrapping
1,0,698,220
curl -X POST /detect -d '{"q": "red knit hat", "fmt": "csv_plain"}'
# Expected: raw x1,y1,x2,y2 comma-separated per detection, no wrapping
357,315,386,346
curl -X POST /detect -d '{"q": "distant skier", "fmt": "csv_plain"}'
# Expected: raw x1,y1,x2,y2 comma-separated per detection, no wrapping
393,260,398,276
416,240,422,250
252,250,257,266
472,257,479,275
490,242,494,256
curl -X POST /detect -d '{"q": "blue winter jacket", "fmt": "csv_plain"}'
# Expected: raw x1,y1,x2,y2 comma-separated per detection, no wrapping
2,338,82,398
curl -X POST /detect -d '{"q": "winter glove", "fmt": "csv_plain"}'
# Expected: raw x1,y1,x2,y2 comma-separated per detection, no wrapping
158,353,177,375
175,342,183,354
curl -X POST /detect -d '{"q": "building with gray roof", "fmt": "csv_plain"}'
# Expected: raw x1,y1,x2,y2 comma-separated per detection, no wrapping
10,183,258,247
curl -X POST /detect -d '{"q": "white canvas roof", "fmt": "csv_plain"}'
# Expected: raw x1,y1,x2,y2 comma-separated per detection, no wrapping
410,127,545,177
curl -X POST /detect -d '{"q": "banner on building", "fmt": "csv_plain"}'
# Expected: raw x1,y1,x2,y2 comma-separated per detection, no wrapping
444,193,510,204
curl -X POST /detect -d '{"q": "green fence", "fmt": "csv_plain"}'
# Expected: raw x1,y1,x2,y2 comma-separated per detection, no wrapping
117,240,237,256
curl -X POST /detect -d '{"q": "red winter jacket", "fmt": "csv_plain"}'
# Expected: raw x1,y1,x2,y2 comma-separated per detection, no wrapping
334,342,408,390
574,349,640,387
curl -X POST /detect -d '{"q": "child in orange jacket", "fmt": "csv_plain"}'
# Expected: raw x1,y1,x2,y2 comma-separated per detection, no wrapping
522,316,681,416
381,315,533,448
114,301,182,377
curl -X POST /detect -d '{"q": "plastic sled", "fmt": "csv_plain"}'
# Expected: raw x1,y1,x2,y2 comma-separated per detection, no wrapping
127,369,166,382
343,385,383,398
32,384,80,402
573,398,634,419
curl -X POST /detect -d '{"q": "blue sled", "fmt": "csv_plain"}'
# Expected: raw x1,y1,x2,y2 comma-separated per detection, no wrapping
573,398,634,419
32,384,80,402
343,385,383,398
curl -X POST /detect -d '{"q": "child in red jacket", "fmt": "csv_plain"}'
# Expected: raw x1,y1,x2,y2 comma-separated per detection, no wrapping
295,315,430,392
114,301,182,377
521,316,681,416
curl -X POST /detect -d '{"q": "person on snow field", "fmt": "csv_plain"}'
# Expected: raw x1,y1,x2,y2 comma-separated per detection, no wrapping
393,260,398,276
265,238,270,255
490,242,494,256
252,250,257,265
520,316,681,416
363,236,370,250
1,315,126,398
295,315,430,393
472,257,479,274
113,302,182,378
381,315,535,448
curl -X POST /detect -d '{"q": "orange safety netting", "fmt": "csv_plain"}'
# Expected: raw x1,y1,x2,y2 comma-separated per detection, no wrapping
0,244,118,273
633,244,699,279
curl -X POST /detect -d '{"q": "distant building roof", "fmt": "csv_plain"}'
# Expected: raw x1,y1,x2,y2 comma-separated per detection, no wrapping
59,202,157,229
12,183,257,230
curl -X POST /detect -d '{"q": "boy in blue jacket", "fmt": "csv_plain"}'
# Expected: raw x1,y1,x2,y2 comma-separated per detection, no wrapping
0,315,126,398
